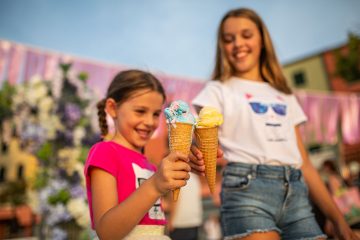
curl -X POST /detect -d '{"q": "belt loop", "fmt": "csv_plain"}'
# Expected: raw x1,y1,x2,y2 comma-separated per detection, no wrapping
251,164,257,178
284,166,290,183
298,169,302,180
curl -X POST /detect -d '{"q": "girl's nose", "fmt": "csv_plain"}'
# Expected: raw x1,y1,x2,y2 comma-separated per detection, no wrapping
234,35,243,47
144,115,155,126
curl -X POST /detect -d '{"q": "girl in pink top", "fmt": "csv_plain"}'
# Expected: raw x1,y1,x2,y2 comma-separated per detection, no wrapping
84,70,191,239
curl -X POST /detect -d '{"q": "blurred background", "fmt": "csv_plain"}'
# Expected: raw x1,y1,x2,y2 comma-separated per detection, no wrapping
0,0,360,239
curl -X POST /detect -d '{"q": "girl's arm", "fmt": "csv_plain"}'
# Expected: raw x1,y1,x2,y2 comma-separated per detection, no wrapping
91,152,191,240
296,126,358,240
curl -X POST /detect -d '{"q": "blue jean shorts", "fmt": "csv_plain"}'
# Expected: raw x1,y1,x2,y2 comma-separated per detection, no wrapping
220,162,327,240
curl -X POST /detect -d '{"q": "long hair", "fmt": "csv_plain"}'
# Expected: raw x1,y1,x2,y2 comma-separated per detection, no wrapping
212,8,292,94
96,70,166,137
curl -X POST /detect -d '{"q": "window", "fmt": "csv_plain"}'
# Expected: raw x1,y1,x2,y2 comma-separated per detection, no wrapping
293,71,306,86
17,164,24,180
0,166,5,182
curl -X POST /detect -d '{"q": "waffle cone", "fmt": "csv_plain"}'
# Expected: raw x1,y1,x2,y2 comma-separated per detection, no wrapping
168,122,194,201
195,126,218,193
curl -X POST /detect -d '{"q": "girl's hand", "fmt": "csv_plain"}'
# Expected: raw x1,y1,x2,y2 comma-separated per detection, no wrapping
332,218,360,240
153,152,191,195
189,145,205,176
189,145,224,176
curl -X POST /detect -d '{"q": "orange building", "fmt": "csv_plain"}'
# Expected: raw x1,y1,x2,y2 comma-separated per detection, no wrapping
322,44,360,92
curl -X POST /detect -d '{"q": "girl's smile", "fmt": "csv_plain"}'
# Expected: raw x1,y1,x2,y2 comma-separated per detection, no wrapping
135,128,152,140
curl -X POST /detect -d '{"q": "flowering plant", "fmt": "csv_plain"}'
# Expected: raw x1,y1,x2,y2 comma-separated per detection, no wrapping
0,81,16,125
11,63,100,239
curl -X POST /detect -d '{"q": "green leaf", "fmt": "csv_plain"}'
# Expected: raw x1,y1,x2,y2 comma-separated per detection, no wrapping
0,81,16,122
77,72,89,83
334,32,360,83
33,170,49,189
48,188,71,205
36,142,54,163
78,146,91,164
60,63,72,76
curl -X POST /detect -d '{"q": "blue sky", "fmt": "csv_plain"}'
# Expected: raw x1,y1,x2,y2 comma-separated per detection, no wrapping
0,0,359,80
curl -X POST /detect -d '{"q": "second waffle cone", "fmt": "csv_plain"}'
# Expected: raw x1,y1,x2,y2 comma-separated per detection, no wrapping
195,126,218,193
168,122,194,201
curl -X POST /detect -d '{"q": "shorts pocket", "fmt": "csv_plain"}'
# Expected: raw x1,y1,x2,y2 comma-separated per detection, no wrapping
297,176,309,196
222,169,252,191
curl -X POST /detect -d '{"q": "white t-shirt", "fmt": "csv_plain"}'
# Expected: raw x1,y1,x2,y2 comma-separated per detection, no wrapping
192,77,307,168
172,173,203,228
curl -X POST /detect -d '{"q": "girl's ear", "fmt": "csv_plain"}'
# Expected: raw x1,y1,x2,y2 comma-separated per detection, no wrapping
105,98,117,118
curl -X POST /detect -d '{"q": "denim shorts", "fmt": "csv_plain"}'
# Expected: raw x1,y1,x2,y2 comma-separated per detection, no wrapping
220,162,327,240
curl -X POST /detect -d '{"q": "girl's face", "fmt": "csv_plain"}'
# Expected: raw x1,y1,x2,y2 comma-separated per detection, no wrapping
107,89,164,152
222,16,263,80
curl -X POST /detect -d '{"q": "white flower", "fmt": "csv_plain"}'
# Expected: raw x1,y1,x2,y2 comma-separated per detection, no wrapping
58,147,80,161
51,69,63,99
42,115,63,139
48,179,69,192
67,69,77,83
66,198,90,228
38,96,54,114
47,204,71,226
74,162,86,186
58,148,81,175
28,75,42,86
12,85,26,110
75,214,91,228
27,189,40,215
25,77,49,106
73,126,85,146
78,86,95,102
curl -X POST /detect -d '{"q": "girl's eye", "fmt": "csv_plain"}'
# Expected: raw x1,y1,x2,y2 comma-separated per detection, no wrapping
135,109,146,114
242,30,253,39
222,34,234,43
154,112,161,117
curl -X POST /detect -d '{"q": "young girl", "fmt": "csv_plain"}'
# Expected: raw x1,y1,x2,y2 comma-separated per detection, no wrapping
84,70,191,239
190,8,358,240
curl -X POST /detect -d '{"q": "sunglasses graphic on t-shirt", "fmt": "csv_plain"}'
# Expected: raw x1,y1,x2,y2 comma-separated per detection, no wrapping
249,102,287,116
246,96,289,142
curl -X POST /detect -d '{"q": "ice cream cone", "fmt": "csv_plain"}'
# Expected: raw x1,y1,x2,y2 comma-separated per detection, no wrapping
168,122,194,201
195,126,218,193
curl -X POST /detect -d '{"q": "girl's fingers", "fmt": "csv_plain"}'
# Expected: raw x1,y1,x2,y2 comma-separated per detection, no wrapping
191,145,203,159
188,151,205,175
191,168,205,176
167,151,189,163
189,166,205,177
172,161,191,172
172,171,190,180
217,147,223,158
189,161,205,172
172,179,188,188
189,152,203,165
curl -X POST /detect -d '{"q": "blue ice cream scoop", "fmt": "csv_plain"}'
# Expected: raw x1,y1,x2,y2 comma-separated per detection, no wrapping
164,100,196,125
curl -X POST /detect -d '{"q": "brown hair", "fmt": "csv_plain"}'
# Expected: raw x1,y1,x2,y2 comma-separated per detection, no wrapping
212,8,292,94
96,69,166,137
